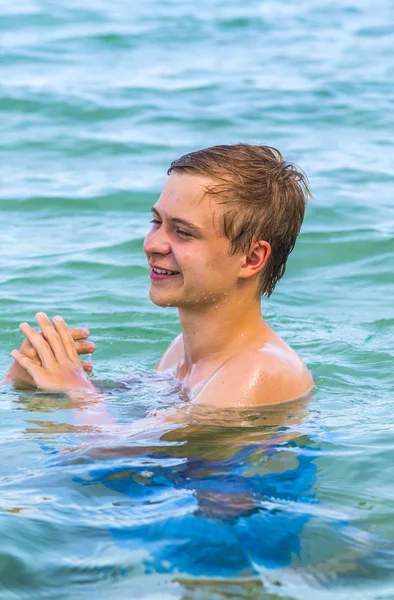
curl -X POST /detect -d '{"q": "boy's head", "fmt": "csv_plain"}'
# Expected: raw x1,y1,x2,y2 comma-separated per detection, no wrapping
168,143,311,297
144,144,311,309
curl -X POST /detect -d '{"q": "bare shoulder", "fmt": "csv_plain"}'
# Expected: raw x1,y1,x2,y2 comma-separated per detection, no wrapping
196,343,314,408
156,334,184,373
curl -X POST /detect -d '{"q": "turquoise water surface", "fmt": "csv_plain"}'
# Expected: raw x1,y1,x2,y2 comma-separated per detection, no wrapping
1,1,394,598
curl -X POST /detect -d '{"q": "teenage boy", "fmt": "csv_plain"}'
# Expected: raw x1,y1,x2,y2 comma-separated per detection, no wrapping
4,144,313,406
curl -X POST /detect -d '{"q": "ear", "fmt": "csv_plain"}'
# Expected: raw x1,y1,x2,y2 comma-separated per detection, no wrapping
238,241,271,280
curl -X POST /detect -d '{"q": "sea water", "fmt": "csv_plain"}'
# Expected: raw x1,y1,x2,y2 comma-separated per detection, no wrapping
1,0,394,598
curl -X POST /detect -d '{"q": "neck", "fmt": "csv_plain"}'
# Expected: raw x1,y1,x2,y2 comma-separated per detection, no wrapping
178,293,265,370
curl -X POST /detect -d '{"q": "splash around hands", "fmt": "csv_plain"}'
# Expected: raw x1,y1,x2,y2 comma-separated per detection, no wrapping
10,313,97,394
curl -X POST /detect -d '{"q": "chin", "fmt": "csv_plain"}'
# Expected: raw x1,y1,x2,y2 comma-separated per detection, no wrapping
149,289,177,308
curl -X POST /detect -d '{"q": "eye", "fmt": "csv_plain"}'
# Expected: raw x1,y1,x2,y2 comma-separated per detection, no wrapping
176,229,193,239
150,218,161,227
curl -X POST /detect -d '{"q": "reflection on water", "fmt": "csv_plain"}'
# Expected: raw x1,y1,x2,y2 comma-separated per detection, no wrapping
7,385,393,599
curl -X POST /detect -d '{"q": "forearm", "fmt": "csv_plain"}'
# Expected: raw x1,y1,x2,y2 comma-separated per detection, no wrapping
66,385,117,429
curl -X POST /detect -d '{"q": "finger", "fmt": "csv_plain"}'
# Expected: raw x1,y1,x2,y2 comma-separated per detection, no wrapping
81,360,93,372
20,337,33,352
11,349,45,379
20,335,53,364
75,340,96,355
19,322,55,368
35,312,69,364
70,328,90,341
20,337,39,360
53,315,79,363
23,345,40,361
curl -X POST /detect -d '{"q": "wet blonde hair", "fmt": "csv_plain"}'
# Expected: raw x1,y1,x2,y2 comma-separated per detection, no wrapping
168,143,311,297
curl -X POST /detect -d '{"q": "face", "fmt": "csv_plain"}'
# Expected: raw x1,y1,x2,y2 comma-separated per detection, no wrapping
143,172,245,309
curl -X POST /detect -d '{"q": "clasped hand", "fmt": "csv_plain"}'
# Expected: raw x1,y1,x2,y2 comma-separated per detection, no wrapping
8,312,96,393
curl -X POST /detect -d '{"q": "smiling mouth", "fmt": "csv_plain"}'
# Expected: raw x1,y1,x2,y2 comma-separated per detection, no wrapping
151,267,181,277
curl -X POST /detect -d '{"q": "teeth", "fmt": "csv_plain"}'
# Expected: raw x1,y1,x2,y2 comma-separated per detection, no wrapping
152,267,178,275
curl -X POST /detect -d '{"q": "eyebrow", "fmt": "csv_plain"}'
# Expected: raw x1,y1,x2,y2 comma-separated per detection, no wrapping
151,207,204,235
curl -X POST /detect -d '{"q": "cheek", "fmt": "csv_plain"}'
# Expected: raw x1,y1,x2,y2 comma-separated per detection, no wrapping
178,252,194,270
210,253,241,286
182,253,191,264
183,252,211,276
209,249,232,272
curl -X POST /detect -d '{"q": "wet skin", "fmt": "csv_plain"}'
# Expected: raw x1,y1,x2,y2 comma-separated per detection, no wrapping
144,172,313,407
4,172,313,406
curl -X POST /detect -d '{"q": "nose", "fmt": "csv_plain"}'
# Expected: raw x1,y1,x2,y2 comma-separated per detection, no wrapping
143,226,171,257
